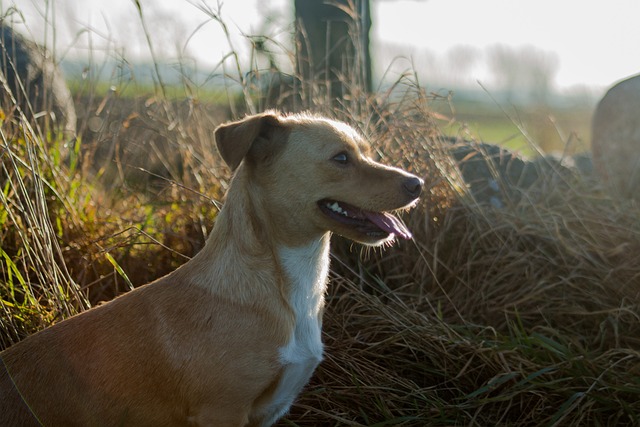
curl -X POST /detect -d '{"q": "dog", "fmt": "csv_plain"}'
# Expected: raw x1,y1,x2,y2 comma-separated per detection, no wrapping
0,111,423,426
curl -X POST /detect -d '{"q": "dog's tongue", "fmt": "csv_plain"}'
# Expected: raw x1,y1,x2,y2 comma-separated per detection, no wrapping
364,211,412,240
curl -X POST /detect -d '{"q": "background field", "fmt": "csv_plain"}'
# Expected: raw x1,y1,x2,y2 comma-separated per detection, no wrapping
428,90,594,157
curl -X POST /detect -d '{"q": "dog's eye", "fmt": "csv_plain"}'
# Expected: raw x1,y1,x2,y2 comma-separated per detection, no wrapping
332,152,349,165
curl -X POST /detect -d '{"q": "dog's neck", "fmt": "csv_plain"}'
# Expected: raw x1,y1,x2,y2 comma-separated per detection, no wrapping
277,235,330,323
183,169,331,307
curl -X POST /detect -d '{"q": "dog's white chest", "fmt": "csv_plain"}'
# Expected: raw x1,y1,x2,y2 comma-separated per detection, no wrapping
258,238,329,425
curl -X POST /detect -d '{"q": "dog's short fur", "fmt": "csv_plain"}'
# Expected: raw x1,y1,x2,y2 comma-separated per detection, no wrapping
0,111,423,426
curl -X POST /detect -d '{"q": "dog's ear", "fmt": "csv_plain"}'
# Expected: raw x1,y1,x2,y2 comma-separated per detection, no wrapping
214,112,285,171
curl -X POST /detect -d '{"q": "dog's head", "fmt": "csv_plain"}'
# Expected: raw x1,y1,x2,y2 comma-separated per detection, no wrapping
214,111,423,246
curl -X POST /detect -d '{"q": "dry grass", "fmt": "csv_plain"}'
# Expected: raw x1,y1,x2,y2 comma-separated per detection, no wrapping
2,3,640,426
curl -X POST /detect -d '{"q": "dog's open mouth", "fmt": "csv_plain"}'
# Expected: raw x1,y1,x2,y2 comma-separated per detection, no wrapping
318,199,412,240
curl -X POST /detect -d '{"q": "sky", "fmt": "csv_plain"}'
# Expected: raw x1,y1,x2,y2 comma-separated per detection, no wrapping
374,0,640,93
6,0,640,96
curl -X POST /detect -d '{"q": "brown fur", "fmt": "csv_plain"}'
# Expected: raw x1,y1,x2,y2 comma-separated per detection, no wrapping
0,111,422,426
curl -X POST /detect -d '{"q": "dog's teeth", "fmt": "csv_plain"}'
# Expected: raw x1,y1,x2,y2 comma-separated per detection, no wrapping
326,201,350,216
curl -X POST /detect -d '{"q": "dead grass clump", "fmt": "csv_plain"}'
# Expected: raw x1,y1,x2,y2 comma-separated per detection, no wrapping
286,272,640,426
74,89,228,195
408,184,640,349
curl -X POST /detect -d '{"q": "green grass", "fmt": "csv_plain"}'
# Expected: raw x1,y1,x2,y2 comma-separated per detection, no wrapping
68,78,234,105
432,97,593,158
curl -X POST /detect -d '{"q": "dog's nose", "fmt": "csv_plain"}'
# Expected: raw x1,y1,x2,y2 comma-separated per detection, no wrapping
403,176,424,198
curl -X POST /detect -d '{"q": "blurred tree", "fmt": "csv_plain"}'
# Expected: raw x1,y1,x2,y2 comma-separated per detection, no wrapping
487,44,559,105
294,0,372,103
446,45,480,87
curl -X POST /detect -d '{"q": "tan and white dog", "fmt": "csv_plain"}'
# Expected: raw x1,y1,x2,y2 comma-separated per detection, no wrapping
0,111,423,426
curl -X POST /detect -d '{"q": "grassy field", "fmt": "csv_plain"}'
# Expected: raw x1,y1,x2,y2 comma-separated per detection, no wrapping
2,8,640,427
429,94,594,158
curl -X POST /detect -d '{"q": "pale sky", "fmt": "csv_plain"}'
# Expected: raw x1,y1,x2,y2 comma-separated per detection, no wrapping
6,0,640,94
375,0,640,93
